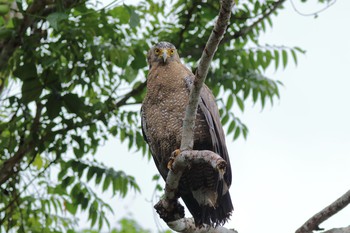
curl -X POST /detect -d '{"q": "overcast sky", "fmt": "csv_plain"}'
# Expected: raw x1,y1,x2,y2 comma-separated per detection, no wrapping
83,0,350,232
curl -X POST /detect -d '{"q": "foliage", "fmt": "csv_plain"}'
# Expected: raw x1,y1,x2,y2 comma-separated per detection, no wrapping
0,0,327,232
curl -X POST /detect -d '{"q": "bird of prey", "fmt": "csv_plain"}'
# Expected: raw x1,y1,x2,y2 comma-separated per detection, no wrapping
141,41,233,227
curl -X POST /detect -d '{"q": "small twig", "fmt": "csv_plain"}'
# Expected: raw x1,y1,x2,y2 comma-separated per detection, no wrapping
290,0,337,17
296,189,350,233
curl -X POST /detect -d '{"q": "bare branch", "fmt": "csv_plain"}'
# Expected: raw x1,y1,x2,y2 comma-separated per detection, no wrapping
180,0,235,151
296,189,350,233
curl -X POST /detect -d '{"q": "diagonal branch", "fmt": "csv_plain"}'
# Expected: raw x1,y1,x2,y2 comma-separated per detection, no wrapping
295,189,350,233
180,0,235,151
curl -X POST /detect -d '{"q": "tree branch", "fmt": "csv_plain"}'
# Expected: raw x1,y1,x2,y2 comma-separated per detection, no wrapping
180,0,235,150
296,189,350,233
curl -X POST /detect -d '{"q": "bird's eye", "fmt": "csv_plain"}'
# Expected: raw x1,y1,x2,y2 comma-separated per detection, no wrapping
170,49,174,54
155,49,160,54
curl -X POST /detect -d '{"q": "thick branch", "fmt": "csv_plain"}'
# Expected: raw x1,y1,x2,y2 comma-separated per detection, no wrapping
296,189,350,233
180,0,235,150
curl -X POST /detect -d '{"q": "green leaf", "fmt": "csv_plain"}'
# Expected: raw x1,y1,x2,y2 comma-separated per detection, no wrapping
32,154,43,169
109,6,129,24
63,93,85,115
233,127,241,140
0,28,13,39
242,127,248,139
129,10,140,28
21,78,42,103
102,175,111,192
14,63,37,81
235,96,244,111
249,51,255,68
227,120,236,135
282,49,288,68
131,49,147,70
73,147,84,158
0,4,9,15
87,167,97,182
226,95,233,110
46,94,61,120
152,174,160,181
252,89,259,103
274,50,279,70
47,12,68,30
221,114,229,126
65,201,78,215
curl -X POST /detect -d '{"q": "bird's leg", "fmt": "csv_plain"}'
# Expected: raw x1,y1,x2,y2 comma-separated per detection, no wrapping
167,149,181,170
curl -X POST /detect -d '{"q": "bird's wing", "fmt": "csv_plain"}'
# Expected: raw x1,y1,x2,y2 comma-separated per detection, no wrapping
199,85,232,186
183,72,232,186
141,106,157,161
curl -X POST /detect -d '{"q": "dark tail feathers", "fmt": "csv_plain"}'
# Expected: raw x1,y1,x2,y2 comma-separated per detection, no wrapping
181,191,233,227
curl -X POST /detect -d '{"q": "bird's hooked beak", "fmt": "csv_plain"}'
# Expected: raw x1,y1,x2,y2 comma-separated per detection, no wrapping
162,50,168,63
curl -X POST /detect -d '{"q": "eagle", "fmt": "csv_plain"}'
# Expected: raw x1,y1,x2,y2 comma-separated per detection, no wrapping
141,41,233,227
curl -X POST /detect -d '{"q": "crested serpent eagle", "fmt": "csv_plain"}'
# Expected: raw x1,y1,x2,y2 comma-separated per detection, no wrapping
141,41,233,227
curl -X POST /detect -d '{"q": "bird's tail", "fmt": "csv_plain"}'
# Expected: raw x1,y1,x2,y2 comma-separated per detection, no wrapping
181,191,233,227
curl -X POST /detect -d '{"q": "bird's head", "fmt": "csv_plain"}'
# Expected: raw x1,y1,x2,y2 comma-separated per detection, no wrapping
147,41,179,67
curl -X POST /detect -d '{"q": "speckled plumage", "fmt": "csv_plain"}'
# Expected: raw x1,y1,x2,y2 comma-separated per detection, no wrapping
141,42,233,226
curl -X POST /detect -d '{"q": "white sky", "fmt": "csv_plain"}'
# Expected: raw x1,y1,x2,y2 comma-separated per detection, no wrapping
81,0,350,232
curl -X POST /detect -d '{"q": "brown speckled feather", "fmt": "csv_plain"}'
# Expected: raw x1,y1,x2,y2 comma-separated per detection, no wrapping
141,42,233,226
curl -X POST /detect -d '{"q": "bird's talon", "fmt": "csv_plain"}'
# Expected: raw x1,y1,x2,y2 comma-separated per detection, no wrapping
167,149,181,170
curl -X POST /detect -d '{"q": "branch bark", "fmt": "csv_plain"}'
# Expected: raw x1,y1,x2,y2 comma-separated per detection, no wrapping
296,189,350,233
180,0,235,151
